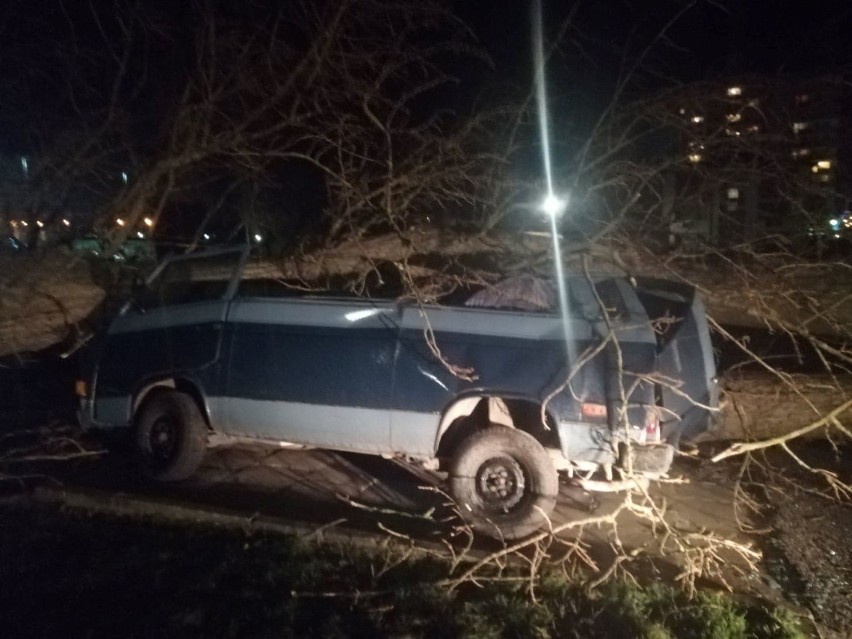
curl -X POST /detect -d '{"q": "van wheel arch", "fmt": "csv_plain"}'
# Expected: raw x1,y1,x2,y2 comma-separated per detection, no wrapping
133,378,211,430
436,395,560,461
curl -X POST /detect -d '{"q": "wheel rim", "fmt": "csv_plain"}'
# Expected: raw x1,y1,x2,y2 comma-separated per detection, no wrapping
148,415,178,463
475,456,526,512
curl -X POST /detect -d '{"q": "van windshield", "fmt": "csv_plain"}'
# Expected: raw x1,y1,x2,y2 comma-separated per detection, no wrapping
135,249,245,310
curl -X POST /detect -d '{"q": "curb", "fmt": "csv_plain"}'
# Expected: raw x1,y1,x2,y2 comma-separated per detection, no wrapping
11,484,487,561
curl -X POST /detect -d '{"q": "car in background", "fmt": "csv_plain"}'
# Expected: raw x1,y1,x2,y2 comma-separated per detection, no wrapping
71,234,156,263
2,236,24,252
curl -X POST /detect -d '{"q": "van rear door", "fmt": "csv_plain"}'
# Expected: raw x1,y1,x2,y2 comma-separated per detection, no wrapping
635,279,718,443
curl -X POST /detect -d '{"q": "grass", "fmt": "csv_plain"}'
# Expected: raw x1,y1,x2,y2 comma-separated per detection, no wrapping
0,502,806,638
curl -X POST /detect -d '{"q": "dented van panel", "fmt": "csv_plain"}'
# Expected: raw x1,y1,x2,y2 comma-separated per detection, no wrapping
81,248,718,487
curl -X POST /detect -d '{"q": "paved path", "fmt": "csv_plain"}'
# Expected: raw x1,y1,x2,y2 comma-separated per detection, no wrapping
11,439,760,589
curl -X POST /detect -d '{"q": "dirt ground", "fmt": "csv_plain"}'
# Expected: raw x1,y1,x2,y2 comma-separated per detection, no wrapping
2,423,850,637
751,443,852,635
681,439,852,638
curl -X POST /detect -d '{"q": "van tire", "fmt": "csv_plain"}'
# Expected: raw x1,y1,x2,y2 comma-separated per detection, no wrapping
448,425,558,540
134,390,207,482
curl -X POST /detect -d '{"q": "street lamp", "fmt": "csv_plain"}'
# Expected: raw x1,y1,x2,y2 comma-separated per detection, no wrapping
540,193,567,218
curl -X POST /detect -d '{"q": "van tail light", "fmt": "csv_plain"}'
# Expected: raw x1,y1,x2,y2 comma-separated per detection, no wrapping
581,402,607,419
645,409,660,443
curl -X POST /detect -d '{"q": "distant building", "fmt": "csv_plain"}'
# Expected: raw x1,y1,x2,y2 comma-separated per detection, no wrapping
664,75,850,248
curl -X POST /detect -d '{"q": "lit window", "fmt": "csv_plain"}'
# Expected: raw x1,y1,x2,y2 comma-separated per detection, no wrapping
688,153,702,163
690,115,704,124
121,171,128,184
62,219,71,227
819,175,830,183
817,160,831,170
36,220,44,228
792,122,809,133
747,125,760,133
727,86,742,96
792,148,810,158
727,188,739,200
678,108,686,115
811,165,819,173
726,113,742,123
20,156,28,177
116,218,125,227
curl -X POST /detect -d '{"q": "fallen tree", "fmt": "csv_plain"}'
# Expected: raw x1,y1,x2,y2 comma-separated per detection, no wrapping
2,230,850,447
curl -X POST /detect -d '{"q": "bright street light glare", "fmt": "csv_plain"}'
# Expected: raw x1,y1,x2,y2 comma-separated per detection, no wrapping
540,193,567,217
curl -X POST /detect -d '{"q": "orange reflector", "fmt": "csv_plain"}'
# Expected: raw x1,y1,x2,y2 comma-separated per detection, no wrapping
581,402,607,419
75,380,87,398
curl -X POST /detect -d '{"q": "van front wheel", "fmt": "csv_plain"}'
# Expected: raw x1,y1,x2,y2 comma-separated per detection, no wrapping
448,425,558,540
134,390,207,482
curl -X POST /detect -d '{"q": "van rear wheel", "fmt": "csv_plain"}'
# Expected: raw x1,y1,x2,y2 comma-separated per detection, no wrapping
448,425,558,540
134,390,207,482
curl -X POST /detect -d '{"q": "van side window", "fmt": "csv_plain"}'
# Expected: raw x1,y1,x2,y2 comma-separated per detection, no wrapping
592,279,629,320
569,277,629,321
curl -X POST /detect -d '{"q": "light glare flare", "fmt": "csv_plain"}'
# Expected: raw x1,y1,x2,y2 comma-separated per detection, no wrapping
533,0,576,367
344,308,381,323
540,193,567,217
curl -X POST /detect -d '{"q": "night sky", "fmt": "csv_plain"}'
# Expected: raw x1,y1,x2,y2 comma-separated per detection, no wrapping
0,0,848,186
458,0,851,83
1,1,848,143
